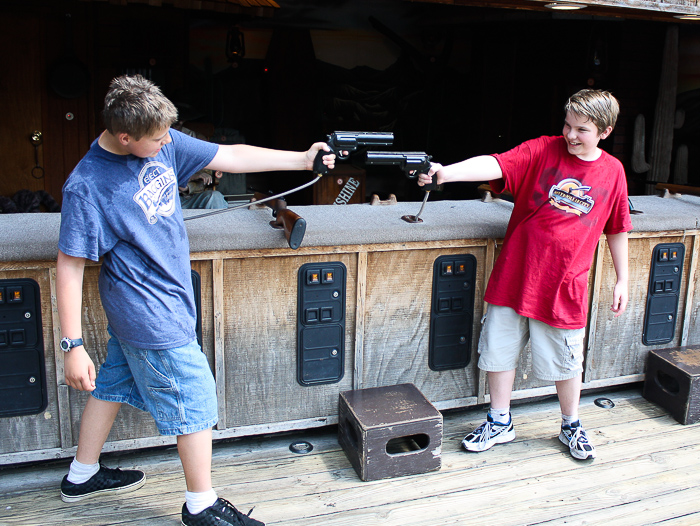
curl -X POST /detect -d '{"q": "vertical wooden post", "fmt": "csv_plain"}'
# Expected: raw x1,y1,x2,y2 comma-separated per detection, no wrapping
681,234,699,346
477,238,498,404
584,237,606,383
647,24,679,194
354,251,368,391
212,258,227,430
50,267,74,448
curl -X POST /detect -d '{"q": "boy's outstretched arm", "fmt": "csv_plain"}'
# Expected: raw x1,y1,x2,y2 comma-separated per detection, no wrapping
417,155,504,187
607,232,629,317
205,142,337,174
57,250,97,391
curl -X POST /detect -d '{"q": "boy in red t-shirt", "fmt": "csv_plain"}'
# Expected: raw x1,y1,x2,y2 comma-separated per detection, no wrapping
418,89,631,459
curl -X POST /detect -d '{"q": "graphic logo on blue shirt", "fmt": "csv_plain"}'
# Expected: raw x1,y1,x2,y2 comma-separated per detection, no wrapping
133,161,178,224
548,178,594,216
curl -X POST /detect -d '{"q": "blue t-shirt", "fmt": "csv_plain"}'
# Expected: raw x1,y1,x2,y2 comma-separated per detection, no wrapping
59,129,219,350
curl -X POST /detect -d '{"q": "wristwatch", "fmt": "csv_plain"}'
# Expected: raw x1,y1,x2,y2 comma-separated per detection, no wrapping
60,337,84,352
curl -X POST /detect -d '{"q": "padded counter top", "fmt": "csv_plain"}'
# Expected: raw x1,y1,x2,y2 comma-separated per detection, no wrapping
1,194,699,262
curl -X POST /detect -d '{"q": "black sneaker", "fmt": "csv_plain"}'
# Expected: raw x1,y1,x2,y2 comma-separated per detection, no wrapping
181,498,265,526
60,464,146,503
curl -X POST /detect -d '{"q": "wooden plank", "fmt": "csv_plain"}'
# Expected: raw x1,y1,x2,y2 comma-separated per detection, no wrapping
477,238,498,404
188,238,490,261
681,233,699,346
584,237,606,382
219,254,357,427
211,258,227,430
49,267,73,449
361,247,484,402
353,251,368,390
587,235,694,382
2,390,698,526
0,268,62,456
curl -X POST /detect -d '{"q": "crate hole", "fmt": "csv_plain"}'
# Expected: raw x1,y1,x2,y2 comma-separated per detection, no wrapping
386,433,430,455
344,422,359,450
655,370,680,395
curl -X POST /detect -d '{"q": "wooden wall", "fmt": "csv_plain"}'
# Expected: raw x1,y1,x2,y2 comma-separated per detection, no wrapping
1,230,698,465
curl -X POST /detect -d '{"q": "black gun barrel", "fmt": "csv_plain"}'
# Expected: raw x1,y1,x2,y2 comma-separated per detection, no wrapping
312,130,394,175
331,131,394,152
365,151,431,171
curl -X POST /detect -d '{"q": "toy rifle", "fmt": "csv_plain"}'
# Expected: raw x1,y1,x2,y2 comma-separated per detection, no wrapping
251,191,306,250
312,131,395,175
364,151,435,223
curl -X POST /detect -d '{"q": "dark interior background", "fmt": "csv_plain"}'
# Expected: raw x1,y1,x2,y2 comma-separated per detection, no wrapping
1,0,699,208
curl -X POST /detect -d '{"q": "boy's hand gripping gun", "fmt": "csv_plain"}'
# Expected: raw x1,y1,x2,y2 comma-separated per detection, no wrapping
364,151,435,223
312,131,395,175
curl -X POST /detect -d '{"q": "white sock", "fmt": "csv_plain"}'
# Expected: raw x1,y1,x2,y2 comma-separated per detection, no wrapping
562,413,578,427
489,407,511,425
67,458,100,484
185,489,218,515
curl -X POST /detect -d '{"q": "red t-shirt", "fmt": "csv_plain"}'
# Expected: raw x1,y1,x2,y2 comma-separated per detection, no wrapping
485,135,632,329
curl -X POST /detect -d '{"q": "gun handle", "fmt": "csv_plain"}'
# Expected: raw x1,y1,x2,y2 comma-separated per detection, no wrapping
273,210,307,250
313,149,330,175
423,179,438,192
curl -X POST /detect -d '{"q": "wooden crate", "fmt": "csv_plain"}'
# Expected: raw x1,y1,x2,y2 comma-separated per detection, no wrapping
643,346,700,424
338,383,442,481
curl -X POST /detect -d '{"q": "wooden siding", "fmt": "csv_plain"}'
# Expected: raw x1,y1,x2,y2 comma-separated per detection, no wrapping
1,229,699,464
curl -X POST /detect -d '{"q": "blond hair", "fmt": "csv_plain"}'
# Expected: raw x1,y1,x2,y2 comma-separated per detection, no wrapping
565,89,619,135
102,75,178,140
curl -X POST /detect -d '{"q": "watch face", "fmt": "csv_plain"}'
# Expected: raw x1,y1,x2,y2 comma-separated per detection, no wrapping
60,338,71,352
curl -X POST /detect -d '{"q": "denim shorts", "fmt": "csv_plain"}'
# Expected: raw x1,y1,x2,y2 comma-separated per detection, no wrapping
477,305,585,382
92,328,218,435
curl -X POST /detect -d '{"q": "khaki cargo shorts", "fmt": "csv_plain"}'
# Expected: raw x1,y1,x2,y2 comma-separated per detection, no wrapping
477,304,585,382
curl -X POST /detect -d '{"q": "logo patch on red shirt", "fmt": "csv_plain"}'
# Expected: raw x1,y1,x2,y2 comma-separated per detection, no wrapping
548,178,595,216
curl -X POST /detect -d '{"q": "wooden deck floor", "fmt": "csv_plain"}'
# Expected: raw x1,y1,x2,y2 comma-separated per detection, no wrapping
1,386,700,526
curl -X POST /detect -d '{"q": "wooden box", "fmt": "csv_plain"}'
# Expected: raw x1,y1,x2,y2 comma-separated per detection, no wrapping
338,383,442,481
643,346,700,425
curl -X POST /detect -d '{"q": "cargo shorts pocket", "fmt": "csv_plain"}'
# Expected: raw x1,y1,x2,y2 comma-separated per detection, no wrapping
143,350,182,423
562,332,585,372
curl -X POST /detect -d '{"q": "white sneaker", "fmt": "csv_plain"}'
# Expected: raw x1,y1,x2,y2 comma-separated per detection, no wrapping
462,414,515,452
559,420,596,460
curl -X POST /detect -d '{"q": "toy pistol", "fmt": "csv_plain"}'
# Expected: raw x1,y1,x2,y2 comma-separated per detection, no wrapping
365,151,436,223
364,151,435,191
312,131,394,175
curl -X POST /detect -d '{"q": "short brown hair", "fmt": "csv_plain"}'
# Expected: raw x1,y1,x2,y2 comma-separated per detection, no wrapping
565,89,619,135
102,75,178,140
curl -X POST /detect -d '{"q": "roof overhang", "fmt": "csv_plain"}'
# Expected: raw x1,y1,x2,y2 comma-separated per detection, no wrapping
78,0,280,17
405,0,700,23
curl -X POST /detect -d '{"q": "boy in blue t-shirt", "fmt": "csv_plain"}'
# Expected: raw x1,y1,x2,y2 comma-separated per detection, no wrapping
57,75,338,526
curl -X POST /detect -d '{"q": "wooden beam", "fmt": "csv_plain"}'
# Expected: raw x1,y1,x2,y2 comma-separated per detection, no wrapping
406,0,700,22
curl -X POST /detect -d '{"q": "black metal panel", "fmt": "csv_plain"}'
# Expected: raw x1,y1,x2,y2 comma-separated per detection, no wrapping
643,243,685,346
429,255,477,371
0,278,47,417
297,262,346,385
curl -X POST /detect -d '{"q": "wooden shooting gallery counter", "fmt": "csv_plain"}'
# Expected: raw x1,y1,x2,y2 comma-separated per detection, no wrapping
1,193,700,465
